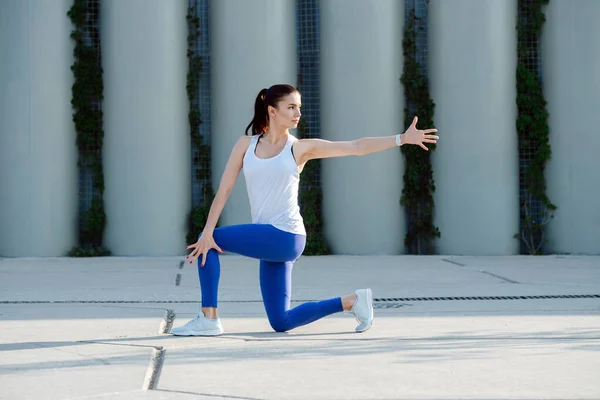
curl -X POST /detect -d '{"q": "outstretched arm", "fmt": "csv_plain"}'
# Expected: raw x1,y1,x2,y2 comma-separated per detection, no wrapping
294,116,438,164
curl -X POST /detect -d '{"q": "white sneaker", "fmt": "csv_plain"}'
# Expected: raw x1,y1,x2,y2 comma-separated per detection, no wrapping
170,313,224,336
350,288,374,333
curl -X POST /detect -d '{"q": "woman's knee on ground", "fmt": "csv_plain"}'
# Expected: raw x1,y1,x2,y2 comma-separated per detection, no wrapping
267,313,292,333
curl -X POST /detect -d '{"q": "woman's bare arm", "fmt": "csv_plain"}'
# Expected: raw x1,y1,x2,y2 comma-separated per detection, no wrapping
201,136,251,236
294,116,438,164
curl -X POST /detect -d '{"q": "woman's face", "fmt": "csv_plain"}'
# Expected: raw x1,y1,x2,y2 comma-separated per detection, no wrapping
269,92,302,130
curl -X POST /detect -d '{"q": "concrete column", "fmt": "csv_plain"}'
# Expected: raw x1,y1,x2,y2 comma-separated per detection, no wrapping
0,0,77,257
319,0,404,255
429,0,519,255
543,0,600,254
210,0,296,227
101,0,189,256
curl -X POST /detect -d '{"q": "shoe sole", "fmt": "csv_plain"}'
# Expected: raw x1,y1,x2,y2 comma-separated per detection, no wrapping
355,288,374,333
171,329,223,336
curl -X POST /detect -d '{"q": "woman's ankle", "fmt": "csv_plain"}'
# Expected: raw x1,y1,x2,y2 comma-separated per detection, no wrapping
202,307,218,319
341,293,357,311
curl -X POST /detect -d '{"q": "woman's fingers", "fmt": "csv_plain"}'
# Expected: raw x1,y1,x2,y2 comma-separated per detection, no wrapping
186,250,193,262
187,251,197,264
191,249,204,265
419,143,429,151
186,245,198,258
186,242,203,264
185,237,223,267
411,116,419,128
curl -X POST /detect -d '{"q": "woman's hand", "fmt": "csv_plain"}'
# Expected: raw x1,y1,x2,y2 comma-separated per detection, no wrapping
186,233,223,267
402,116,439,151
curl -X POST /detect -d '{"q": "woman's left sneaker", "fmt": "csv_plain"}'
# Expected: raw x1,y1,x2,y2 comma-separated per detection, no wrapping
350,288,374,333
170,313,224,336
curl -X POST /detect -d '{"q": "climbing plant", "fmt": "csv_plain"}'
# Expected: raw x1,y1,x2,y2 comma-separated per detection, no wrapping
67,0,110,257
515,0,555,254
297,119,330,255
294,0,329,255
399,7,439,254
186,2,214,245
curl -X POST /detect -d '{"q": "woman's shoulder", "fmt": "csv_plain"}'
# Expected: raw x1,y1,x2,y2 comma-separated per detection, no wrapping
287,133,301,147
238,135,253,144
230,135,253,156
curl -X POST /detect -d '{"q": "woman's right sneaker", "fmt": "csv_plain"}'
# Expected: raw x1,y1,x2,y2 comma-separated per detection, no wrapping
170,313,224,336
350,288,374,333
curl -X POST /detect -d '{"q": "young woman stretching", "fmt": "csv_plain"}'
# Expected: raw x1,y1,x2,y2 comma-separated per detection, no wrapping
171,84,439,336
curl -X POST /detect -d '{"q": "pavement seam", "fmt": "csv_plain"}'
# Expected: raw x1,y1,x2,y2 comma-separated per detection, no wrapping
442,258,466,266
153,388,266,399
142,346,165,390
442,258,520,284
31,342,111,366
160,335,600,346
158,309,176,334
478,270,520,284
77,340,163,349
58,389,145,400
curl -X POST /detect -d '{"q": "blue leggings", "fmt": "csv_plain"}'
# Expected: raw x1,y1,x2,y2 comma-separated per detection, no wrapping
198,224,343,332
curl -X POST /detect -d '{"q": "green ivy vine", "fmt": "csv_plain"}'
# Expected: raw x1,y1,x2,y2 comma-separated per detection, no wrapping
186,3,215,245
296,118,330,255
67,0,109,257
515,0,555,254
400,7,439,254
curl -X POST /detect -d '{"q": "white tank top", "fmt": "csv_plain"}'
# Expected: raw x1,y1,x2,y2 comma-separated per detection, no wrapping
242,134,306,236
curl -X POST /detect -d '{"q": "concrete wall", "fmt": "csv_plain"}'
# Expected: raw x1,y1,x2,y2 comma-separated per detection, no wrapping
0,0,77,257
101,0,190,256
429,0,519,255
2,1,599,257
320,0,405,254
543,0,600,254
209,0,297,228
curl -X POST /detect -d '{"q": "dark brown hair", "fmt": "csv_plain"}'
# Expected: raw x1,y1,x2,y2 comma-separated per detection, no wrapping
245,84,299,136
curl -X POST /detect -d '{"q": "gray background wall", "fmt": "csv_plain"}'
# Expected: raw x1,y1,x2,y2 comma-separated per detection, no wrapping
1,0,598,257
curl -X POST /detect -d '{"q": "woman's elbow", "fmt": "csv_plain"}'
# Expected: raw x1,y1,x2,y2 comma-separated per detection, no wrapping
352,139,365,156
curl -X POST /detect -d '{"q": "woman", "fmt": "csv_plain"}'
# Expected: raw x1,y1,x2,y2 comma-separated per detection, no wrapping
171,84,438,336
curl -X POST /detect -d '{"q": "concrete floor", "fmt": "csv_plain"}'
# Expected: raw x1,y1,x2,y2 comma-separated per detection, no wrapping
1,255,599,399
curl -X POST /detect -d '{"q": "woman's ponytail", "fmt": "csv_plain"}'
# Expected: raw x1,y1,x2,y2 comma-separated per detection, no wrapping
245,88,269,136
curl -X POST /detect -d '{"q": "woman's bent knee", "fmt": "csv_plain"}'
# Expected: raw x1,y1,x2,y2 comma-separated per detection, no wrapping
269,317,292,333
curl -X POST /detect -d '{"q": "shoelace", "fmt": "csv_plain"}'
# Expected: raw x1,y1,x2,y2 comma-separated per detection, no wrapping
190,313,204,323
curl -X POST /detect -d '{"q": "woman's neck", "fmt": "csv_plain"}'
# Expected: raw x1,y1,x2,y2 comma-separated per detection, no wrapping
261,126,289,144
